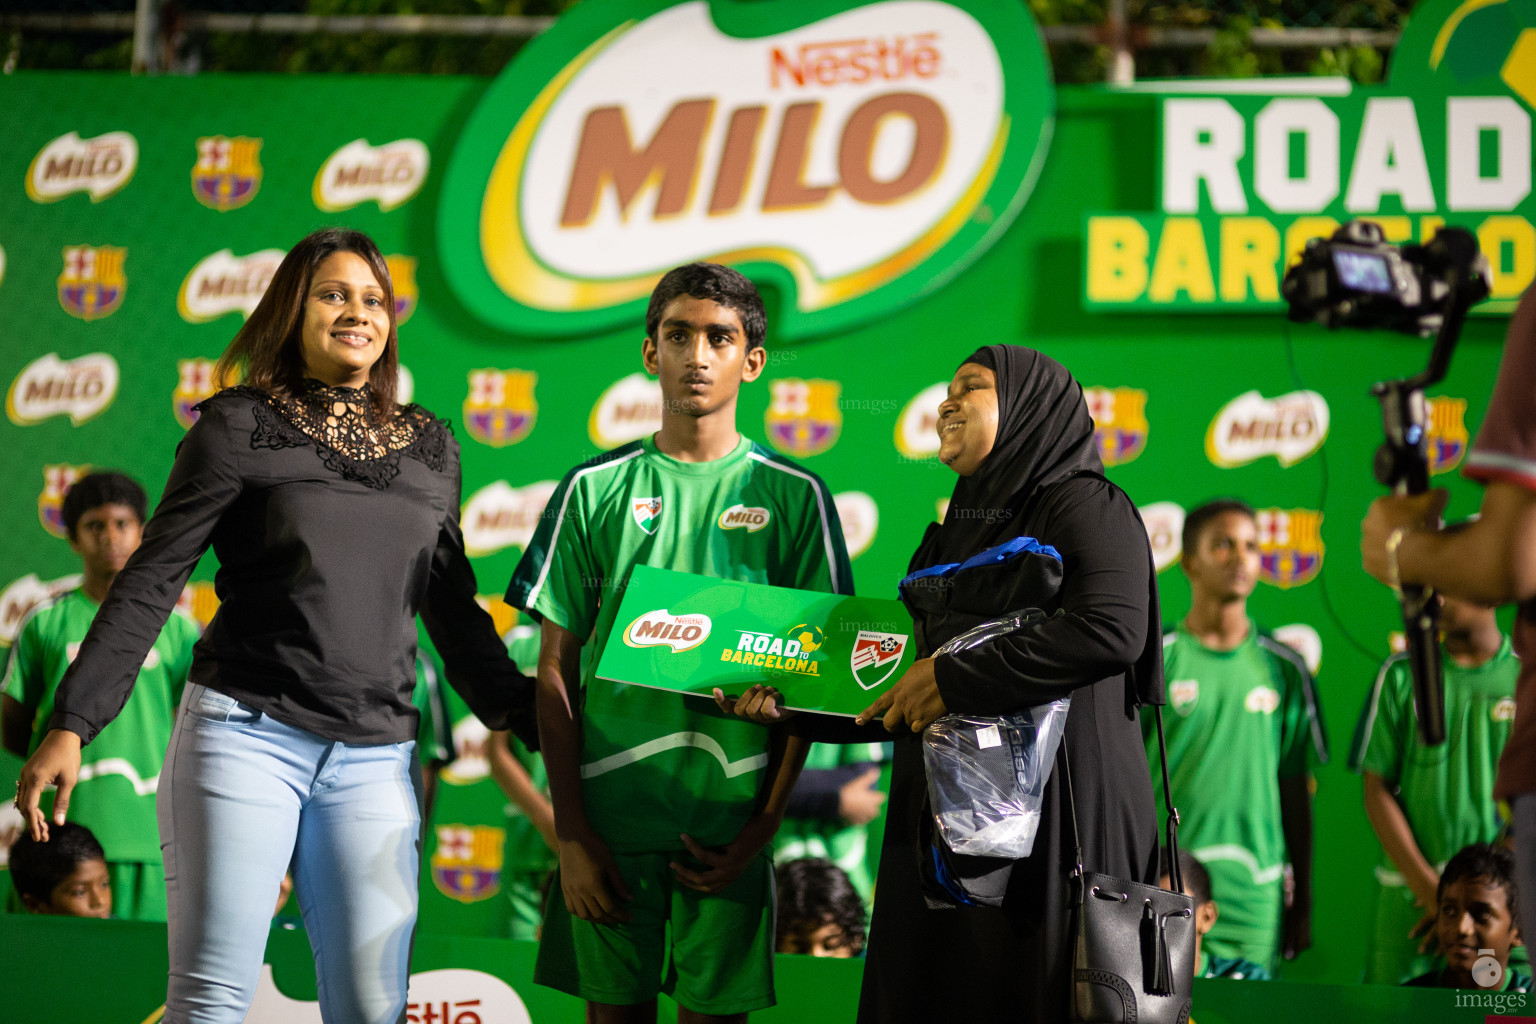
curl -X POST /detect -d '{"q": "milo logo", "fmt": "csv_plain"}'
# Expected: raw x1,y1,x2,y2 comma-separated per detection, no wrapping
718,504,770,532
623,609,712,652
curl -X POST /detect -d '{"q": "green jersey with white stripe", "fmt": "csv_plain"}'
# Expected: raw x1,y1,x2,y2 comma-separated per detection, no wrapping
1151,622,1327,964
506,434,852,854
2,588,198,862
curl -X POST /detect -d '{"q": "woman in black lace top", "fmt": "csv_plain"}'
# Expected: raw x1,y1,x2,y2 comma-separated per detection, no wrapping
15,228,532,1024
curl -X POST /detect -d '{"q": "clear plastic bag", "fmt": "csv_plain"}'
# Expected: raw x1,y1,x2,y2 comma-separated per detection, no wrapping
921,614,1071,859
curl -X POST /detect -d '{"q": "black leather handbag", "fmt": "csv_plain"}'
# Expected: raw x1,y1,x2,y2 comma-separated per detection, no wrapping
1061,705,1196,1024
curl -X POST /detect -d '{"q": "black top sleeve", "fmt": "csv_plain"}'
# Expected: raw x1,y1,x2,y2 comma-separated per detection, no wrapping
51,400,245,743
786,763,868,820
932,477,1151,715
418,436,537,747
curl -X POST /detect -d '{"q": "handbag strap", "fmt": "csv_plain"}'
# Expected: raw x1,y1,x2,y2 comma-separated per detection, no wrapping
1060,704,1183,895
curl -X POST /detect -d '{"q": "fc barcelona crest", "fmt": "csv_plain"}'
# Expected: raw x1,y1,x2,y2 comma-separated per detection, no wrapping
174,358,219,429
851,630,907,690
58,245,126,321
385,254,418,325
463,369,537,447
1426,396,1468,476
766,379,842,458
632,497,662,535
1084,386,1149,467
1256,508,1325,589
191,136,263,211
38,464,89,539
430,824,505,904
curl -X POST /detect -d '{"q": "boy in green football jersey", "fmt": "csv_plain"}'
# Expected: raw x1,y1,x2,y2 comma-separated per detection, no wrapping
1,472,199,922
1403,842,1529,994
1353,593,1519,984
1159,850,1271,981
507,263,853,1023
1150,499,1328,971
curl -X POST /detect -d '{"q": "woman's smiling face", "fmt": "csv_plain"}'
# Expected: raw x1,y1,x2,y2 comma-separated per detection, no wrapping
936,362,999,476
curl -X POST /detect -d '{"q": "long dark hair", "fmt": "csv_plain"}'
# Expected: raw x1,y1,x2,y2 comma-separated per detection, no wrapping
214,228,398,417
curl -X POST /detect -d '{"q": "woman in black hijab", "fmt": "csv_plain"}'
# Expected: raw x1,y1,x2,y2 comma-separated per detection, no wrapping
733,344,1163,1022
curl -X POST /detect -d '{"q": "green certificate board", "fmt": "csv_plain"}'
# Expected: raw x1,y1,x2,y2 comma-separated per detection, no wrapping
596,566,916,717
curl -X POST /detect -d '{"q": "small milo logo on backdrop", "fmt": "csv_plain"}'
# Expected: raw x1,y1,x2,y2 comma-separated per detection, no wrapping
27,131,137,203
589,373,664,448
1256,507,1325,588
174,358,220,428
38,464,90,539
1084,386,1149,467
314,138,430,212
461,479,560,556
178,249,284,323
1206,390,1329,468
7,353,119,426
894,381,948,459
766,378,841,457
463,369,538,447
192,136,263,211
437,0,1054,339
58,245,127,321
1426,395,1469,474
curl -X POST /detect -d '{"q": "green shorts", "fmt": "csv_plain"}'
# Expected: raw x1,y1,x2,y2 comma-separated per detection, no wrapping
534,849,775,1013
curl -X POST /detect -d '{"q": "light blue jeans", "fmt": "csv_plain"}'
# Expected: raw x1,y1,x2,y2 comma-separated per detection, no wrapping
158,683,421,1024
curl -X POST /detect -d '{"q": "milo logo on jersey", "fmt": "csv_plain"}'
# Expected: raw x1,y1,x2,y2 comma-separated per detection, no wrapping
1084,386,1148,467
437,0,1053,340
385,255,419,324
313,138,430,212
192,136,263,211
1256,507,1325,588
722,625,824,676
430,824,505,903
767,379,841,457
38,464,90,539
1207,390,1329,468
624,609,712,652
590,373,664,448
173,359,219,428
178,248,284,323
26,131,137,203
463,369,538,447
7,353,119,426
895,382,948,459
718,504,770,532
1426,396,1468,475
58,245,127,321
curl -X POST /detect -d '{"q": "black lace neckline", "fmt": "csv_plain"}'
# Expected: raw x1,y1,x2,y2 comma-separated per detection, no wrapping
220,384,448,490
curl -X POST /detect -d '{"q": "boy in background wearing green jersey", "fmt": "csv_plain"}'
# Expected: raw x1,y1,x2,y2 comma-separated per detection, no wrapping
1,472,198,922
1159,850,1270,980
507,263,853,1023
1353,592,1519,984
1404,842,1530,994
1150,499,1328,971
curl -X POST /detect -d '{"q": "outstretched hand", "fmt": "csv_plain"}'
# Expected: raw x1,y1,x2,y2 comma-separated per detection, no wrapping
16,729,82,842
856,658,946,733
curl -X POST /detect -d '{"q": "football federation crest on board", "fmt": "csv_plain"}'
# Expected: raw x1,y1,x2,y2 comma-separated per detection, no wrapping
178,248,284,323
385,255,419,324
632,496,662,535
895,382,948,459
461,479,560,556
767,379,842,457
313,138,430,212
173,359,220,429
1139,501,1185,573
1170,680,1199,717
1084,386,1149,467
38,464,90,539
27,131,137,203
1256,507,1325,589
1206,390,1329,468
58,245,127,321
834,491,878,559
851,630,907,690
191,136,263,211
718,504,770,532
1426,396,1468,475
624,609,711,652
430,824,505,903
7,353,119,426
589,373,664,448
463,369,538,447
437,0,1055,339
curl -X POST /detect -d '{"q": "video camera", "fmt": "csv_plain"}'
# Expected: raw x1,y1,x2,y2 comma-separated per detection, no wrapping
1283,220,1492,746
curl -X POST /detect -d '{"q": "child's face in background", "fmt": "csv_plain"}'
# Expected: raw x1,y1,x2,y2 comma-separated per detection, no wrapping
779,919,855,958
1437,875,1521,984
34,857,111,918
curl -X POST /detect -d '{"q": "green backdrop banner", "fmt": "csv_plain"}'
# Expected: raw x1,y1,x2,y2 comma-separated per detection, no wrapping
0,0,1530,990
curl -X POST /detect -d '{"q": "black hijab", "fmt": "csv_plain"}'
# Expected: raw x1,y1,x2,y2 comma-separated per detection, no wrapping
924,343,1164,708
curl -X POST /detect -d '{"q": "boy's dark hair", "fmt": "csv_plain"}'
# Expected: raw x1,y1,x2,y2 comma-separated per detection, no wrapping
1181,498,1257,558
1439,842,1520,923
645,262,767,351
1160,849,1213,906
61,471,148,539
775,857,867,955
9,822,106,906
